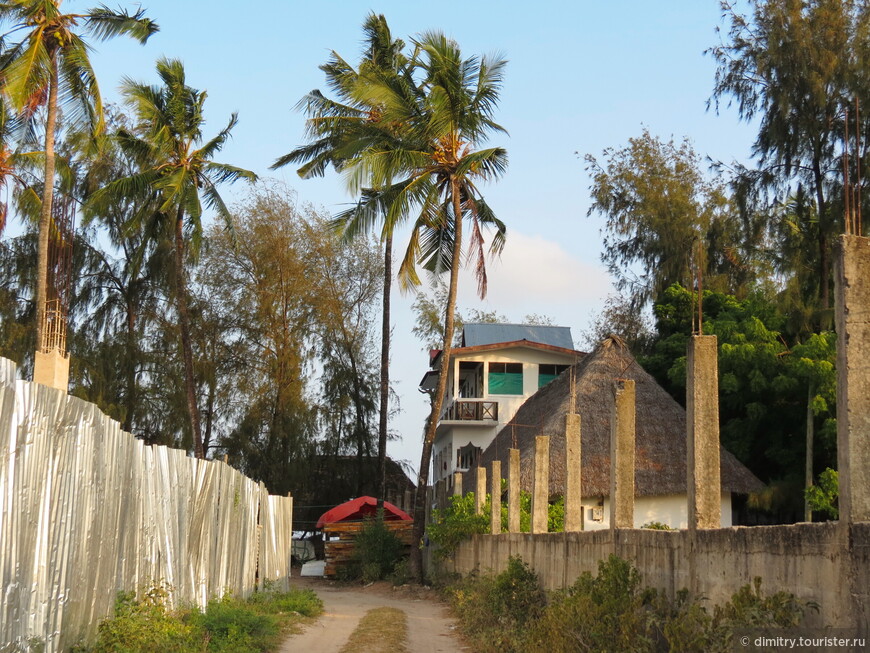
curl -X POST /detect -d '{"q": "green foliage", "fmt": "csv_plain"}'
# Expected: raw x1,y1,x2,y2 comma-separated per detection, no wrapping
428,493,489,560
445,556,545,653
88,584,323,653
429,490,567,560
641,284,838,509
91,588,200,653
447,555,811,653
805,468,839,520
347,515,405,582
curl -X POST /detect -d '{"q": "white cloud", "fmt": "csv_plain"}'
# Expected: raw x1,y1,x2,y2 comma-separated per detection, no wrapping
455,231,614,329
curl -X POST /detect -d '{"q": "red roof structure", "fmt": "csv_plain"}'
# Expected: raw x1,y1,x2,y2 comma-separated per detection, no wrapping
315,496,412,529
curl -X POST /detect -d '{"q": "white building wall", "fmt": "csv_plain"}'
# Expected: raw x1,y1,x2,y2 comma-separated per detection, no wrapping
580,493,733,530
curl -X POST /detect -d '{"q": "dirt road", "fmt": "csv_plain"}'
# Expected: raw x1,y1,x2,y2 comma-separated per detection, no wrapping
279,577,468,652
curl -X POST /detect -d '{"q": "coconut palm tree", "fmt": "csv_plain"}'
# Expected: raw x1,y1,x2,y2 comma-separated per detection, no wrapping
274,13,408,510
0,1,157,370
90,58,256,458
349,31,508,578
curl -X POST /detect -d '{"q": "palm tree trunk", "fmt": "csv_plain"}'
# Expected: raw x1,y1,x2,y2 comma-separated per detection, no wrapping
35,55,59,355
812,155,829,313
410,176,464,581
123,303,137,432
377,235,392,510
174,208,204,458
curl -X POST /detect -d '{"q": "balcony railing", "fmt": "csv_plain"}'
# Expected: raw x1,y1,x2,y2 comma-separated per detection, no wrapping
442,399,498,422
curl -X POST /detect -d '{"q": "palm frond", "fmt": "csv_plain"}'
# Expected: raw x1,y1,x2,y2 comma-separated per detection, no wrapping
85,5,158,44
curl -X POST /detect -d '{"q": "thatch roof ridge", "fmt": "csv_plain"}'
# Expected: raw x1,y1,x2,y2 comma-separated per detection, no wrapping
471,336,763,499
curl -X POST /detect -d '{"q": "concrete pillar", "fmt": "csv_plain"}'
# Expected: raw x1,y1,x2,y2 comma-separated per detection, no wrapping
435,479,447,512
835,235,870,523
475,466,486,515
490,460,502,534
453,472,463,496
33,349,69,392
565,413,582,532
507,448,520,532
403,489,411,512
532,436,550,534
687,335,721,530
610,380,635,530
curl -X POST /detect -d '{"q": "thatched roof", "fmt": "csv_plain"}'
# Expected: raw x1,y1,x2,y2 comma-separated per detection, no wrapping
470,337,763,498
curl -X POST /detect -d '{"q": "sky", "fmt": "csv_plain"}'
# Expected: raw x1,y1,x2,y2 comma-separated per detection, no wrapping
72,0,759,474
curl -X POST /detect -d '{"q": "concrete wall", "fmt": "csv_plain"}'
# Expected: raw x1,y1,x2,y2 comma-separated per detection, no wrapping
443,522,869,630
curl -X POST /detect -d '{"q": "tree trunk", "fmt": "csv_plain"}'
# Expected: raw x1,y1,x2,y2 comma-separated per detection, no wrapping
812,155,830,312
805,383,814,522
35,54,60,356
123,303,137,433
174,208,204,458
410,176,464,582
377,235,392,510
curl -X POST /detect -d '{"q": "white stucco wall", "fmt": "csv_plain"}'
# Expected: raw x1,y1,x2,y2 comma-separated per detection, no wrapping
581,493,733,530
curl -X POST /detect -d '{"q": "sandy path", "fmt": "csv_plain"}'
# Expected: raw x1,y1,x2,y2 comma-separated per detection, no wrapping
279,577,468,652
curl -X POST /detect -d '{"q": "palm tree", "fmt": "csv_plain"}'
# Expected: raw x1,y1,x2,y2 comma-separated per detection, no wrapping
90,58,256,458
349,32,508,578
273,13,407,510
0,1,157,376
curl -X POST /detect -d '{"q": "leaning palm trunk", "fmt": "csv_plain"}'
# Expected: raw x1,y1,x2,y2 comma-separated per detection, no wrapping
35,55,60,360
410,176,464,581
174,209,204,458
377,235,392,510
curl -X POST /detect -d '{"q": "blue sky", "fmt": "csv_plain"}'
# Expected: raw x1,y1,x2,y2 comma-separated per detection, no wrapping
82,0,758,472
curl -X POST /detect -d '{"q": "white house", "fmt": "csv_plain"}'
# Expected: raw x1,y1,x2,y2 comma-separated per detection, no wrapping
419,323,583,487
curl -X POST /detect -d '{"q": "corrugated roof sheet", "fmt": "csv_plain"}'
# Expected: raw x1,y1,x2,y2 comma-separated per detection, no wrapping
462,323,574,349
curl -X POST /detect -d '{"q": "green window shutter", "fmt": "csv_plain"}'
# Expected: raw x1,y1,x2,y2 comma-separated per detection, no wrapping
489,362,523,394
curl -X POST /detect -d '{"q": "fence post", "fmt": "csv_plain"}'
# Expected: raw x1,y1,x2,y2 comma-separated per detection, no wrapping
532,436,550,533
610,380,635,530
508,448,520,532
687,336,721,530
565,413,582,532
475,466,486,514
490,460,502,534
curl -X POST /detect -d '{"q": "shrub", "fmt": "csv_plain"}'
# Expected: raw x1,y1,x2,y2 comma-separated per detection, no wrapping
348,514,405,581
445,556,545,653
428,493,489,559
192,595,279,652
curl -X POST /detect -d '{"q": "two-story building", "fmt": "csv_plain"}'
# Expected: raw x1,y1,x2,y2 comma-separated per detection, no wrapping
419,323,583,488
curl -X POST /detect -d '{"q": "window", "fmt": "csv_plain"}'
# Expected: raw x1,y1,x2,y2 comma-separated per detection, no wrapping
538,363,570,388
488,362,523,394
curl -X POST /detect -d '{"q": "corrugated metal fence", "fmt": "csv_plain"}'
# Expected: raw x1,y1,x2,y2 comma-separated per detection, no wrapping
0,358,294,652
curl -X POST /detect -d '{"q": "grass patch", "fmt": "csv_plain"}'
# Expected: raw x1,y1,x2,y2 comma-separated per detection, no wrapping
86,584,323,652
338,607,409,653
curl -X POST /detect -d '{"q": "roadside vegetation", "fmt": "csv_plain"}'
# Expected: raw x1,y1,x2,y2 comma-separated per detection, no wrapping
444,555,813,653
81,584,323,653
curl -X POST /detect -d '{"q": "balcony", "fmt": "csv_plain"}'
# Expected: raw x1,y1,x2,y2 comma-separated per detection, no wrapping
442,399,498,422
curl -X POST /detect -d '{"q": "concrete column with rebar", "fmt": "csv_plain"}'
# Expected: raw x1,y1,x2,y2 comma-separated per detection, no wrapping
687,335,721,529
610,380,635,530
565,413,582,532
532,436,550,534
835,235,870,523
453,472,463,496
490,460,502,534
508,448,520,532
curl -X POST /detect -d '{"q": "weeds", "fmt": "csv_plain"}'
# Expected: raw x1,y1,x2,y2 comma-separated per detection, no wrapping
445,555,813,653
87,584,323,652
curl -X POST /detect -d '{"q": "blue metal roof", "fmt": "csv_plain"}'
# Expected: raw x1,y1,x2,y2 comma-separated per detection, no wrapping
461,323,574,349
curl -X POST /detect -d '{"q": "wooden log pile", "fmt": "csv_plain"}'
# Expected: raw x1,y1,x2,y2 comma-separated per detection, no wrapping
323,520,414,577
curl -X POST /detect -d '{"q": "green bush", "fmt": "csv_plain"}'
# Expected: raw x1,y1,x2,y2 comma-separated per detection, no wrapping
428,493,489,559
192,595,279,652
445,556,545,653
347,514,405,582
446,555,813,653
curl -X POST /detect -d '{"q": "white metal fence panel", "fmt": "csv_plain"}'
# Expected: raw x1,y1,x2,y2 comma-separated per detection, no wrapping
0,358,294,652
